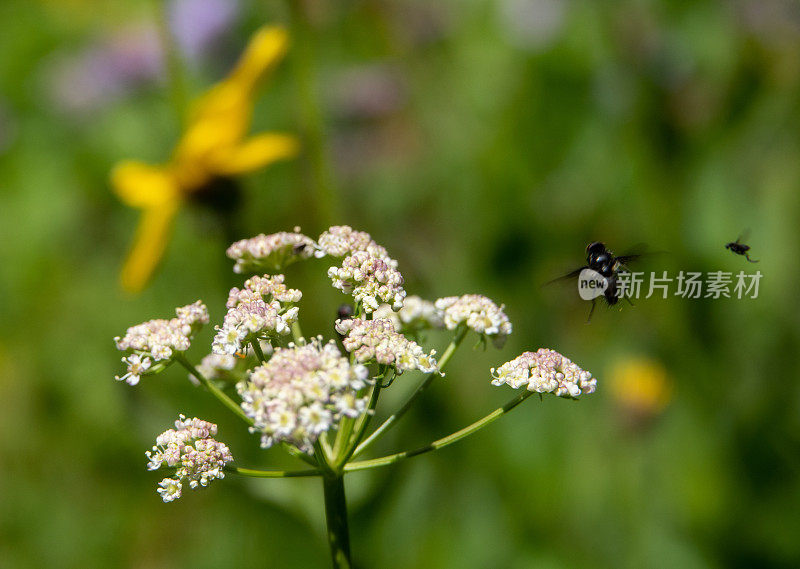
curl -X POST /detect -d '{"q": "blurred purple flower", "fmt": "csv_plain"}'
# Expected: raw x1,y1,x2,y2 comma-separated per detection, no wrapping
44,0,240,115
169,0,240,60
330,64,407,121
737,0,800,44
328,64,414,180
46,25,162,114
499,0,569,52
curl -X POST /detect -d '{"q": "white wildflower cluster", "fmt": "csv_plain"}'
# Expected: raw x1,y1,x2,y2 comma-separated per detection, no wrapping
237,338,369,453
212,275,300,356
146,415,234,503
225,274,302,307
328,251,406,313
334,318,440,375
434,294,512,347
114,301,209,385
226,228,317,274
490,348,596,399
316,225,395,264
373,295,444,334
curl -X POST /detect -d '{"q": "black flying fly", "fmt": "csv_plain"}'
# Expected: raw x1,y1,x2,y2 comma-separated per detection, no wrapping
725,230,758,263
549,242,643,322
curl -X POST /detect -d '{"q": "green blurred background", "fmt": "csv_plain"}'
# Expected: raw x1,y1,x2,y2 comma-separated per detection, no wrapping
2,0,799,567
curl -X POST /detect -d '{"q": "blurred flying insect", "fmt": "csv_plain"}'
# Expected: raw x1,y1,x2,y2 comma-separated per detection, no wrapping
725,230,759,263
548,242,644,323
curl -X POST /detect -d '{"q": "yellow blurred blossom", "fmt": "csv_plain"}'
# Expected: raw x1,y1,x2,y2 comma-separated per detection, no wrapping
111,26,299,293
609,357,672,420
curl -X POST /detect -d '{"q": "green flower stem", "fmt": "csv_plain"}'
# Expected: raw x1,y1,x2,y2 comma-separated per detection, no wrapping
287,0,339,227
352,326,469,458
153,0,188,126
291,320,304,342
336,381,382,468
175,354,253,425
314,440,335,475
345,390,535,473
251,339,267,363
332,415,355,460
229,466,320,478
320,435,335,464
282,442,319,467
322,474,352,569
332,367,386,461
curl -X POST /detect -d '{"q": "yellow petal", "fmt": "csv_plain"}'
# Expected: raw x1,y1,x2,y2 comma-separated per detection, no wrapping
210,133,299,175
111,161,181,208
173,88,251,168
120,200,181,293
227,26,289,94
173,26,289,166
184,26,288,131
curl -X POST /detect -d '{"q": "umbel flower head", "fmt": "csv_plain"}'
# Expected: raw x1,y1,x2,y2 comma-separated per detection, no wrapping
146,415,234,503
111,26,299,293
226,228,317,274
435,294,512,347
316,225,395,263
212,274,301,356
237,337,369,453
317,226,405,313
114,301,209,385
328,251,406,313
491,348,596,399
334,317,440,375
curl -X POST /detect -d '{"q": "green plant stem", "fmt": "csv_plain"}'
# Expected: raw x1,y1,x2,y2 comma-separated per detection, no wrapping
287,0,338,227
352,326,469,457
332,415,355,460
251,339,267,363
229,466,320,478
314,440,334,475
322,474,352,569
336,381,382,468
153,0,188,126
291,320,304,342
175,354,253,425
282,443,319,467
345,390,535,473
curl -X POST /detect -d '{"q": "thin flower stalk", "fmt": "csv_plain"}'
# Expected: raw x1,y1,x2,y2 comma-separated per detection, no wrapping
175,354,253,425
229,466,320,478
346,390,536,473
352,325,468,458
336,381,383,468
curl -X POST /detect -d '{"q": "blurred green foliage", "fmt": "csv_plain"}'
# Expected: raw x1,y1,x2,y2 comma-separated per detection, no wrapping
1,0,799,567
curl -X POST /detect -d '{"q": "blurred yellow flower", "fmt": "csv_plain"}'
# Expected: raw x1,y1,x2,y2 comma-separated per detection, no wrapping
609,357,672,419
111,26,299,293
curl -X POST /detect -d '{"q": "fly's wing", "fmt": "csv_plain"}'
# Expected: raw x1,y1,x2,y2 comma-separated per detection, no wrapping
543,266,587,287
614,242,667,272
613,243,647,272
736,228,751,244
614,253,642,270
